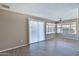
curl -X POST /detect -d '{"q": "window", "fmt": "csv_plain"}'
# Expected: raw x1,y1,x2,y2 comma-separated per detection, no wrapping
57,24,62,33
61,22,76,34
46,23,55,34
62,24,71,34
70,22,76,34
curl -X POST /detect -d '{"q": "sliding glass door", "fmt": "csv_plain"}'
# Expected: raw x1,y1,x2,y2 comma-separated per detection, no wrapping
38,21,45,41
29,20,38,43
29,20,45,44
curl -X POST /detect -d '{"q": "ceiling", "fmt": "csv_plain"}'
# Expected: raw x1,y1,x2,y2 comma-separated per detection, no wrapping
1,3,79,21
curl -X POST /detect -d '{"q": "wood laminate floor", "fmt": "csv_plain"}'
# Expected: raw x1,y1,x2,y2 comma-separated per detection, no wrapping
0,38,79,56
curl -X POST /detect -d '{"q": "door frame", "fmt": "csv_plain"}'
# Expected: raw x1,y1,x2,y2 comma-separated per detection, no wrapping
27,18,46,44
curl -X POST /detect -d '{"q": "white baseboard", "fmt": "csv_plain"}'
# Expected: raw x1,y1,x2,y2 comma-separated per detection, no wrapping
0,44,28,53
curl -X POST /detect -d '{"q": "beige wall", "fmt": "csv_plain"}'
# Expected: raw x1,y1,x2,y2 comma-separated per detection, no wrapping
0,9,28,51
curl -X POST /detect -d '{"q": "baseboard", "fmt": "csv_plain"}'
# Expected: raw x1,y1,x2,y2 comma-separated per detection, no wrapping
0,44,28,53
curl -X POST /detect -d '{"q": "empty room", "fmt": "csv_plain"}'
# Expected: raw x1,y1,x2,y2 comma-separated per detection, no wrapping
0,3,79,56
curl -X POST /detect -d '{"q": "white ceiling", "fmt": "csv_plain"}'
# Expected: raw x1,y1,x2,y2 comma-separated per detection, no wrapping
2,3,79,21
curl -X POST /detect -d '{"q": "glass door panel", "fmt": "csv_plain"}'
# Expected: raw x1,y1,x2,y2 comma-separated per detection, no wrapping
29,20,38,43
29,20,45,44
38,21,45,41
